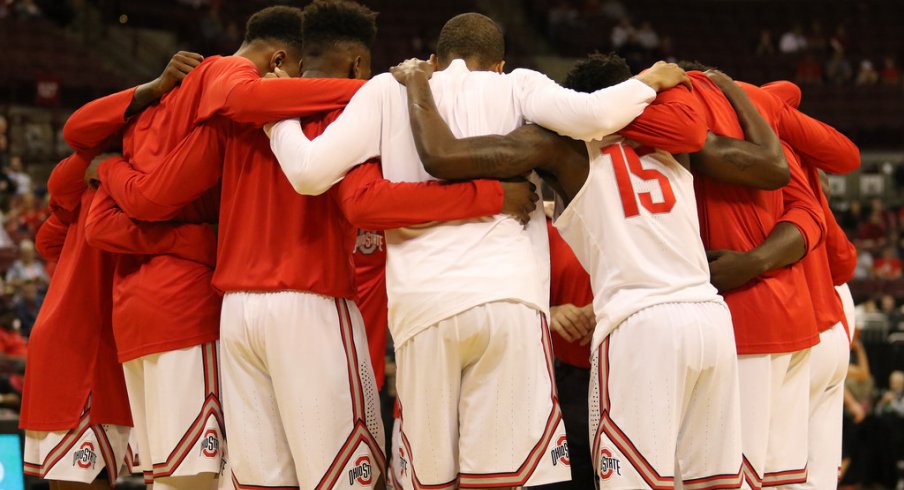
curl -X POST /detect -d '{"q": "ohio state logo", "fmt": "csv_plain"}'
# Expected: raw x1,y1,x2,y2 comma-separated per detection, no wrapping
354,230,384,255
348,455,372,485
550,435,570,466
598,448,622,479
73,442,97,469
200,429,219,458
398,447,408,476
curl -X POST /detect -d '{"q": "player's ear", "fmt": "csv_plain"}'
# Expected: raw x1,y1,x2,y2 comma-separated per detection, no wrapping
492,60,505,74
269,49,288,72
429,53,438,69
352,56,363,79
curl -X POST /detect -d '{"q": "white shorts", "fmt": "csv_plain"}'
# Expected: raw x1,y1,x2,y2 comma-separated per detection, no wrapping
394,301,570,489
784,322,848,490
737,349,811,489
25,421,132,484
388,416,402,490
220,292,385,489
123,341,226,481
590,301,743,489
836,284,856,340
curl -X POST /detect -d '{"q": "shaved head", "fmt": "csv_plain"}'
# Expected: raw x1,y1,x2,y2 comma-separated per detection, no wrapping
435,13,504,70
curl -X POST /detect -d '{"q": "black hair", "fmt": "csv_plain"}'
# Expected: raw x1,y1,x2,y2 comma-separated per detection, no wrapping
301,0,378,55
244,6,305,53
435,13,504,67
677,60,714,72
563,52,632,93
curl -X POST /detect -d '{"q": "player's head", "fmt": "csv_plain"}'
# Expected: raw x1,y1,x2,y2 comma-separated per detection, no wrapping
300,0,378,80
563,52,632,93
677,60,714,72
241,6,305,77
434,13,505,73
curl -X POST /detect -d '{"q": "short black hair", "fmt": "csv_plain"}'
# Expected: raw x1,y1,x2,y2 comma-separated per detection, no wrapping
677,60,713,72
301,0,378,55
436,13,504,67
244,6,305,53
563,52,632,93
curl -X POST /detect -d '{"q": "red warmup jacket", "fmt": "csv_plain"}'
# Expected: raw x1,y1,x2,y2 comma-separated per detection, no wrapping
66,56,366,362
762,81,860,332
22,92,219,429
547,220,593,369
660,72,825,355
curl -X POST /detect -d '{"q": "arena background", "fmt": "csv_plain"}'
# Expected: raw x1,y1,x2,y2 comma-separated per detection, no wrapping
1,0,902,488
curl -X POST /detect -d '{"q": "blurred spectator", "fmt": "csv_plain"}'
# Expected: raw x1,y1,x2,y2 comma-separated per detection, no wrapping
635,21,659,51
806,20,827,52
610,18,634,49
855,250,874,279
873,247,902,279
5,240,47,293
856,60,879,86
780,24,807,54
548,1,578,39
6,192,49,243
825,50,853,84
876,371,904,417
755,29,776,56
879,56,901,86
829,25,850,54
14,0,41,19
880,294,904,331
11,280,41,337
856,209,890,251
795,52,823,84
871,198,898,233
841,199,864,236
5,155,31,196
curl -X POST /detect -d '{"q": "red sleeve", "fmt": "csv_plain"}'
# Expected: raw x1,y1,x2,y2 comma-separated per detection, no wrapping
196,57,366,125
825,206,857,285
62,87,137,154
47,153,91,217
35,214,69,262
333,161,504,230
619,86,708,154
84,187,217,267
777,144,826,254
776,104,860,174
97,122,225,222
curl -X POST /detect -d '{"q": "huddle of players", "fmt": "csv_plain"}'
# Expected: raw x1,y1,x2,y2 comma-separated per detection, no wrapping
18,1,861,490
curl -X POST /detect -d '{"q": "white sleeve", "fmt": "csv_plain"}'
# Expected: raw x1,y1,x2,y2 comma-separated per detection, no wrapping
269,77,384,196
513,69,656,142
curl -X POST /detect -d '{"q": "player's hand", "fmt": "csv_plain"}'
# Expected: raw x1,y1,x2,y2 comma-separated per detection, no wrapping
635,61,692,92
500,179,538,226
265,66,290,79
706,249,763,292
551,304,595,344
262,122,274,139
390,58,435,86
85,153,121,188
704,69,744,96
151,51,204,97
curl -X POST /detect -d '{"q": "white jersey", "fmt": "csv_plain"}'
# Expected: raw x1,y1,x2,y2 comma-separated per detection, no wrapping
553,140,721,349
269,60,657,346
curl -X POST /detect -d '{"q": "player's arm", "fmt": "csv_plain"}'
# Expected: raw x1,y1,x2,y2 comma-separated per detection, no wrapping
333,161,538,229
515,60,692,142
35,214,69,262
92,121,226,222
393,64,566,181
690,71,789,190
266,77,386,196
63,52,203,153
619,86,708,154
46,153,92,217
775,104,861,174
825,204,857,285
198,57,365,125
84,187,217,267
707,147,824,292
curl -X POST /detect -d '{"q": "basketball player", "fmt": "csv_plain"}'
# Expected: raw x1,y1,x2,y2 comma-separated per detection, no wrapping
22,53,213,489
265,12,693,489
723,80,859,490
86,3,537,488
65,5,383,488
384,53,793,488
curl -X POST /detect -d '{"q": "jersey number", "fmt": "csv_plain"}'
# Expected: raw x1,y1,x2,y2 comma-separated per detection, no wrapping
604,146,676,218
